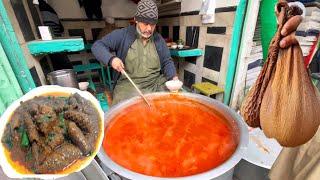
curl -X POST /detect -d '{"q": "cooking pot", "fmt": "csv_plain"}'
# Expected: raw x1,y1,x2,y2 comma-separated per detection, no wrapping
47,69,79,88
98,92,248,180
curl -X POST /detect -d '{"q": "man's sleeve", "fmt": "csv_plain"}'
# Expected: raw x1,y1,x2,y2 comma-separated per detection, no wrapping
92,29,123,65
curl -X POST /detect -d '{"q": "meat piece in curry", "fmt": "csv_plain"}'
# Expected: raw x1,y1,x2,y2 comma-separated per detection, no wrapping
67,121,91,155
1,93,101,174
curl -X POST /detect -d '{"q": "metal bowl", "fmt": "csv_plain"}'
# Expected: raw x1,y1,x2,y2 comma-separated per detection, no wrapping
98,92,248,180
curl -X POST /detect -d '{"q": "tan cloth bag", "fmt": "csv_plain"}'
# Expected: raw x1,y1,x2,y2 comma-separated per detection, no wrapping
240,2,320,147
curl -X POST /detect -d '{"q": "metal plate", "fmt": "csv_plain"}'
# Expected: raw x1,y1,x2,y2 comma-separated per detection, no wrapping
57,172,87,180
242,128,282,169
81,159,110,180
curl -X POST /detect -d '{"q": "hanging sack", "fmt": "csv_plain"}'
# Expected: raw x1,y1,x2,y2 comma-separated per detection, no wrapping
240,1,320,147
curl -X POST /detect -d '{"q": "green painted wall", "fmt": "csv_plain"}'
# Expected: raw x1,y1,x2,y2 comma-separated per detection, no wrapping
224,0,248,105
0,0,35,93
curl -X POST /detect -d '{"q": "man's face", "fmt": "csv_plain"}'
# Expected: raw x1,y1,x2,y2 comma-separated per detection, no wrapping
136,21,156,39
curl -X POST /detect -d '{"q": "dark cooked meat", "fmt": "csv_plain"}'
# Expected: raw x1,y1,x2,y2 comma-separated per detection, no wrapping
64,110,93,133
71,94,99,135
35,105,56,120
36,118,56,135
72,94,94,113
12,130,20,143
67,121,91,155
81,104,99,128
28,103,39,116
85,134,95,152
68,97,78,109
47,131,64,149
78,100,94,113
2,93,100,174
24,114,39,142
31,142,40,167
73,93,85,104
10,111,22,130
36,143,82,174
39,105,54,115
38,141,53,163
34,108,57,135
51,97,68,113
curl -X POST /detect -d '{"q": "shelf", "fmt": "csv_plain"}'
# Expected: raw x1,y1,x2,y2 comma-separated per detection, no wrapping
170,48,203,57
304,2,320,8
27,38,84,56
158,0,181,7
158,0,181,16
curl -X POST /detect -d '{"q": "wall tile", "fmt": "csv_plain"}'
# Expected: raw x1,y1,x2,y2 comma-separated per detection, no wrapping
183,70,195,88
204,45,224,71
186,26,199,48
173,26,180,42
161,26,169,39
207,27,226,34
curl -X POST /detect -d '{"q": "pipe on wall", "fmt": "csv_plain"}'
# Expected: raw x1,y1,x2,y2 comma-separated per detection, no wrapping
223,0,248,105
229,0,261,109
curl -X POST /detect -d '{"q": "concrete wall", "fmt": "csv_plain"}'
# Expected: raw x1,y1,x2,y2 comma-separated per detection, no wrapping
154,1,240,102
178,11,236,101
47,0,137,19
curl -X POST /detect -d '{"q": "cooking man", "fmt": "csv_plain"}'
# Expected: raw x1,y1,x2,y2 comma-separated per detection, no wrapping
92,0,302,106
92,0,178,105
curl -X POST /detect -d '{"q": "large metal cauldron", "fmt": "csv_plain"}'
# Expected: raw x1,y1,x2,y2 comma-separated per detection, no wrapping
98,92,248,180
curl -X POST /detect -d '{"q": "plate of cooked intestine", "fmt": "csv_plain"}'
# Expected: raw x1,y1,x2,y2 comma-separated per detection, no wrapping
0,85,104,179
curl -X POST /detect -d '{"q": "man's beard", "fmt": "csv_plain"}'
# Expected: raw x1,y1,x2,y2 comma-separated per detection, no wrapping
136,25,152,39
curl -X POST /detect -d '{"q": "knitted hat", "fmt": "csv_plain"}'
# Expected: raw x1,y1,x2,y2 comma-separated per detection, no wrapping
135,0,158,24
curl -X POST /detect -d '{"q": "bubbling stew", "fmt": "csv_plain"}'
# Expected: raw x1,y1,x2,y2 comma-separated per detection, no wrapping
104,95,238,177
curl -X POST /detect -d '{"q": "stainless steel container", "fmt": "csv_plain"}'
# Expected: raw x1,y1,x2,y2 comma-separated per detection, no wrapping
98,92,248,180
47,69,79,88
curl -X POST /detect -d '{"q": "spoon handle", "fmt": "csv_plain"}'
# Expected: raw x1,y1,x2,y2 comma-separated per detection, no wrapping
121,70,151,107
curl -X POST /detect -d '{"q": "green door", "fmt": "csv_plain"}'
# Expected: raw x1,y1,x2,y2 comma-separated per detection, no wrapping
0,43,23,115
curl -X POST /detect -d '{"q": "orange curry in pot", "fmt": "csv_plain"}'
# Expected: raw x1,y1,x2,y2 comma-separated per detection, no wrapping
103,95,238,177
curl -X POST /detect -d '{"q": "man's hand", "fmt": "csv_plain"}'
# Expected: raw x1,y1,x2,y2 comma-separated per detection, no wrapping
172,76,179,81
280,15,302,48
111,57,124,72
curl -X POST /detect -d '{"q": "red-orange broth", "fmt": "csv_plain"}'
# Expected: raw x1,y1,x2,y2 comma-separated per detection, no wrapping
103,95,238,177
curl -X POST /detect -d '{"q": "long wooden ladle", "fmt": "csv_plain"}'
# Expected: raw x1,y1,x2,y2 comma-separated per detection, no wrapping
121,69,151,107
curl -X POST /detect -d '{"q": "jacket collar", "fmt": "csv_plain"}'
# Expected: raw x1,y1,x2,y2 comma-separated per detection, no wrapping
127,25,137,45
